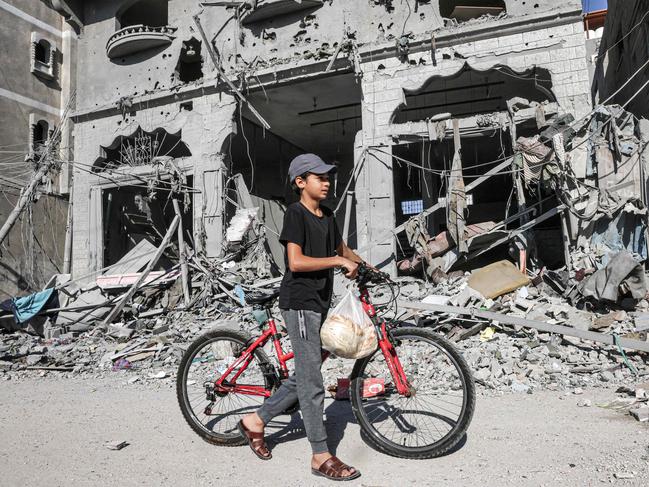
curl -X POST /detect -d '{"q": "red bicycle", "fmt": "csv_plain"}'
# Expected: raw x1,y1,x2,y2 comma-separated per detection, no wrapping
177,263,475,458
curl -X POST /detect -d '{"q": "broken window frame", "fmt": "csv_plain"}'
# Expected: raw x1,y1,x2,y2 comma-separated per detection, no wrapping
174,37,204,84
439,0,507,24
385,97,566,275
116,0,170,29
87,166,196,272
92,126,192,173
390,63,556,125
29,114,51,155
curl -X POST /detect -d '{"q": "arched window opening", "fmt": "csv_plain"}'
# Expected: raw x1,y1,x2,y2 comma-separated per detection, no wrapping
31,35,56,80
32,120,49,151
117,0,169,29
391,64,555,124
34,40,50,64
93,126,192,172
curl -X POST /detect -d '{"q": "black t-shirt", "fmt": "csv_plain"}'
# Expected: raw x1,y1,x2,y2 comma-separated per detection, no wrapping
279,202,342,314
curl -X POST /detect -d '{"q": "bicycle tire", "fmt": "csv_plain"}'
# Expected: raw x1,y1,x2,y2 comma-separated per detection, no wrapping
176,328,273,446
350,327,475,459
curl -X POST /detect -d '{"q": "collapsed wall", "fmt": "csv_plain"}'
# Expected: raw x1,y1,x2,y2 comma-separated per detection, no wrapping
67,0,590,279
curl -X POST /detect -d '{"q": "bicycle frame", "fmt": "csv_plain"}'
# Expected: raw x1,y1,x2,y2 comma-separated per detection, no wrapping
214,315,293,398
213,283,412,398
358,287,412,397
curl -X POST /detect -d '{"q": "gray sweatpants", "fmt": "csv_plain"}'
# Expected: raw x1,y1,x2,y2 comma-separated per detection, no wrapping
256,309,328,454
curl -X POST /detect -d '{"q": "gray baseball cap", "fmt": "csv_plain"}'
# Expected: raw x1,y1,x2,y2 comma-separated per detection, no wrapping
288,153,337,182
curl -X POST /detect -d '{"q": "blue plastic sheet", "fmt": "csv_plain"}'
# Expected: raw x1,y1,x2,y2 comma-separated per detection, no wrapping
12,288,56,324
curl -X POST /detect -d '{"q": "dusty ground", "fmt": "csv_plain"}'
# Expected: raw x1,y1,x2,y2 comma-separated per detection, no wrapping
0,376,648,487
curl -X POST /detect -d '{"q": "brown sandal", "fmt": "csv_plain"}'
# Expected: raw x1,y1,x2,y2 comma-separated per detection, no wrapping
237,420,272,460
312,456,361,481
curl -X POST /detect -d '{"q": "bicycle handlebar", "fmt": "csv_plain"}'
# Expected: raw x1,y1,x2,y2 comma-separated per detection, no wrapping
355,261,393,286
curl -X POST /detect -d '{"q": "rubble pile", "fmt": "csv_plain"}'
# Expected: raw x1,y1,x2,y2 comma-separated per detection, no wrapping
0,258,268,383
0,250,648,402
1,103,649,411
390,275,648,395
0,202,282,383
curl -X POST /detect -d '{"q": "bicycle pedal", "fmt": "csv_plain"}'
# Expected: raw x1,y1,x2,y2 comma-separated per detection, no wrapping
204,401,214,415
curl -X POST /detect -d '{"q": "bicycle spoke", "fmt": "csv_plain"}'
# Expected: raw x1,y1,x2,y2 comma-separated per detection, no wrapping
181,335,270,439
352,331,471,453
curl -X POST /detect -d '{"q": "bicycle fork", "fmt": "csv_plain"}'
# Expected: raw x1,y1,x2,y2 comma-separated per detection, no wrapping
360,289,412,398
377,323,413,397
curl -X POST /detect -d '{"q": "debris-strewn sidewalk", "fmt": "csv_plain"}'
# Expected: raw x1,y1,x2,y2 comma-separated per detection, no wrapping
2,100,649,425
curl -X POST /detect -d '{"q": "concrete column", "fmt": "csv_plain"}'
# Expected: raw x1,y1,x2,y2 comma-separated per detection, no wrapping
366,146,396,270
87,186,103,273
58,22,77,195
359,74,397,271
196,154,227,258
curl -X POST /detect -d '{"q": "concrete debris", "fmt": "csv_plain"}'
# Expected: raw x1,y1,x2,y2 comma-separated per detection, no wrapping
629,406,649,422
2,1,649,446
613,472,635,480
0,185,285,385
467,260,530,299
2,232,647,398
226,208,259,244
105,440,129,451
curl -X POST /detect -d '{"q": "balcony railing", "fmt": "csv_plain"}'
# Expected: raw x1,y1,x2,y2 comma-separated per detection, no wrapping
106,24,177,59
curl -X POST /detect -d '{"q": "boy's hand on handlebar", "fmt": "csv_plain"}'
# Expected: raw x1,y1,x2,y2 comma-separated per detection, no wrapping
337,257,359,279
365,262,380,272
358,261,392,283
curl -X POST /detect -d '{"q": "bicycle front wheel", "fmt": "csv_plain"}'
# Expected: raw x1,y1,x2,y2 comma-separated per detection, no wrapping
350,326,475,459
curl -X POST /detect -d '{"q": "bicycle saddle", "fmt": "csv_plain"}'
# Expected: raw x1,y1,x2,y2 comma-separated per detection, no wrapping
245,289,280,306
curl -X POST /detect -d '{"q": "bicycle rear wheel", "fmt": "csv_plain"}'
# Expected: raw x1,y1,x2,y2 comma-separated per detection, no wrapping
350,327,475,459
176,328,273,446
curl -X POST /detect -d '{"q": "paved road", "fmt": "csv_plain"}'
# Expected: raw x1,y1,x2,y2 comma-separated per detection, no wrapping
1,376,648,486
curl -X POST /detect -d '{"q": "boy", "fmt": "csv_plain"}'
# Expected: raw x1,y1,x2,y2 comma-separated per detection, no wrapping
239,153,364,481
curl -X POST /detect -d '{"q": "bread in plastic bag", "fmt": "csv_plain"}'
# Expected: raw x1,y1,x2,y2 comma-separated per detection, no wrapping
320,290,377,359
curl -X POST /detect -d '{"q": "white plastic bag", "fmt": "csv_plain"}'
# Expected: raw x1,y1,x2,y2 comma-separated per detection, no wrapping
320,290,377,359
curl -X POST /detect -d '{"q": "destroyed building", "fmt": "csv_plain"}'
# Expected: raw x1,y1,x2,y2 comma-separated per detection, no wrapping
0,1,76,299
42,0,596,280
593,0,649,119
5,1,649,420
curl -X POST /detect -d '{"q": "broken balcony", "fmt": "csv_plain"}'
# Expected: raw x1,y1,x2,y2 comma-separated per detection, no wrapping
106,24,177,59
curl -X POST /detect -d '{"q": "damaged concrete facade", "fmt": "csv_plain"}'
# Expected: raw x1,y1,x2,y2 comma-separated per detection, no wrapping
62,0,592,279
0,1,76,299
7,2,649,449
593,0,649,119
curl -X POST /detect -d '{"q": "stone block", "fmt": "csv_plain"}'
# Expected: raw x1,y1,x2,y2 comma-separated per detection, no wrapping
523,29,549,43
565,33,587,47
572,22,586,35
524,51,551,67
376,100,400,115
630,406,649,422
473,37,500,54
373,112,392,127
573,45,587,58
548,59,571,74
570,58,587,72
553,72,574,84
546,24,575,39
374,89,403,103
498,33,524,48
549,48,567,63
